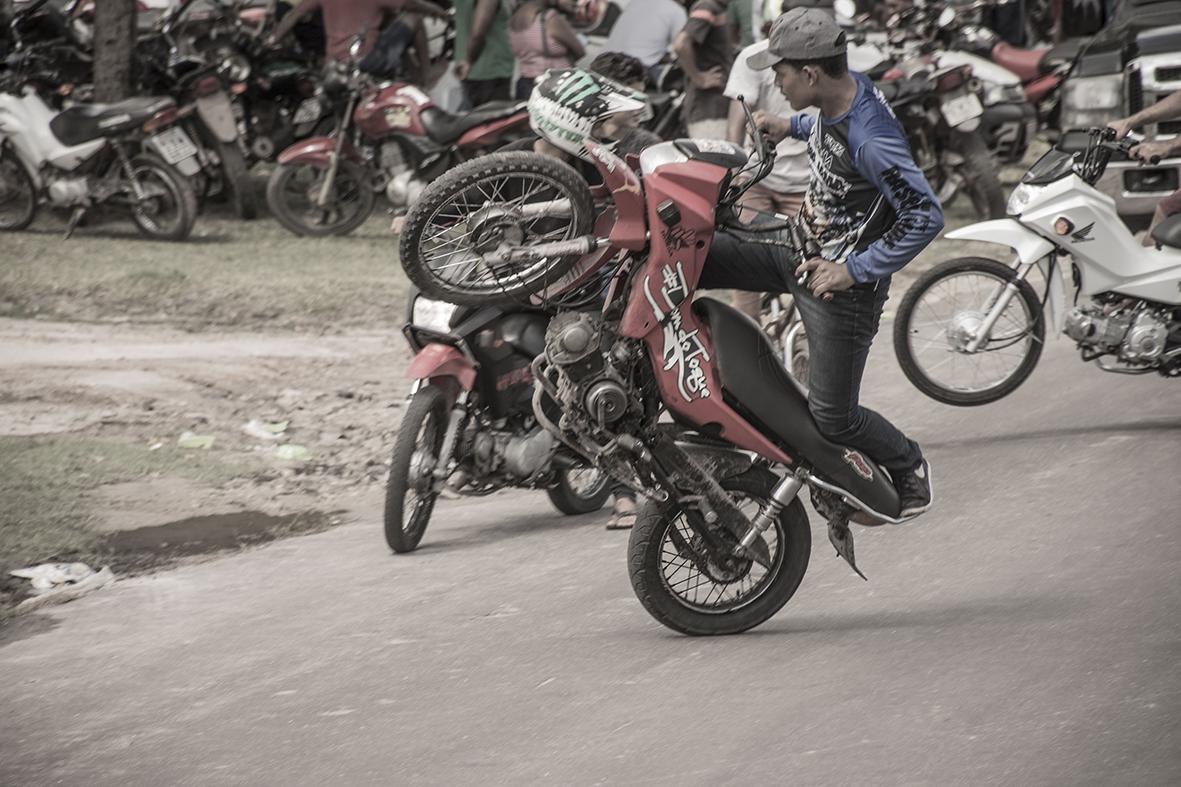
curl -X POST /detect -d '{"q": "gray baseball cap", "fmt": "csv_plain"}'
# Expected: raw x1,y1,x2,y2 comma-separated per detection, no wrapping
747,7,847,71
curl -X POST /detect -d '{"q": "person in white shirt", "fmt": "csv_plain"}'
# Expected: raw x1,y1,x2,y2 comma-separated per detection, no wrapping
724,37,816,317
604,0,688,86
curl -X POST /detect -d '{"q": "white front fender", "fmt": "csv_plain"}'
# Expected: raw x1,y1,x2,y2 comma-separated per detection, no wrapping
944,218,1065,337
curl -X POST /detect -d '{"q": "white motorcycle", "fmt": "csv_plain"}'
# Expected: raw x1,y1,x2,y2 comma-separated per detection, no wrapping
893,127,1181,405
0,86,199,240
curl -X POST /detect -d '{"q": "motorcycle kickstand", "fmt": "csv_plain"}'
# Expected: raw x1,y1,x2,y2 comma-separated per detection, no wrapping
827,509,868,581
63,206,87,239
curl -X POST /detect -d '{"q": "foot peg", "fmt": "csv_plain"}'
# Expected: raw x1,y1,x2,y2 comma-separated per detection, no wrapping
64,207,87,239
828,516,867,581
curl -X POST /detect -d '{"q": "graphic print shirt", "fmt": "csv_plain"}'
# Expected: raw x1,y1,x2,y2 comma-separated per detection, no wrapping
790,72,944,284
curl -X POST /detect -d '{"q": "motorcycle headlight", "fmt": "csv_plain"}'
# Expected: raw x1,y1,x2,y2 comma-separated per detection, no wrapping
1063,74,1121,111
1006,183,1042,216
411,296,456,333
219,54,251,84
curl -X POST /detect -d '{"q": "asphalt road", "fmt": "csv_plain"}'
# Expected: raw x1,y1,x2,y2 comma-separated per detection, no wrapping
3,334,1180,787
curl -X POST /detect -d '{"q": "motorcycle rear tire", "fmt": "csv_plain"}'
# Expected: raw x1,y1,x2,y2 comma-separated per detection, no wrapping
0,151,37,231
628,466,811,636
952,130,1006,220
127,154,198,242
893,256,1044,406
399,152,594,306
217,141,258,221
384,384,450,554
267,158,375,237
546,468,612,515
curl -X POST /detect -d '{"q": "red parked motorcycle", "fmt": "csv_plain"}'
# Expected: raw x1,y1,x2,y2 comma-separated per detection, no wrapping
398,104,916,635
383,288,612,553
266,41,530,236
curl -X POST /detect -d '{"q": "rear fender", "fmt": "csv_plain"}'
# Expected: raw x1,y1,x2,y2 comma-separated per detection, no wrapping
407,343,477,391
945,218,1063,335
276,136,360,168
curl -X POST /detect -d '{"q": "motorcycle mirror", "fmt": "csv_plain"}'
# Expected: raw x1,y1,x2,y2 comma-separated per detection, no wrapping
833,0,857,22
938,7,955,27
737,95,768,163
349,31,365,60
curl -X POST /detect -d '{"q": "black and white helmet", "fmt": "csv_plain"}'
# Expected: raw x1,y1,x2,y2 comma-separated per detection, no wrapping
527,68,650,161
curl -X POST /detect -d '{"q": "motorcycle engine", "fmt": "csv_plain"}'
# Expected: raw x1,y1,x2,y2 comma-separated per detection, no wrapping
471,423,555,480
386,170,426,210
1065,303,1173,364
544,312,632,428
46,175,90,207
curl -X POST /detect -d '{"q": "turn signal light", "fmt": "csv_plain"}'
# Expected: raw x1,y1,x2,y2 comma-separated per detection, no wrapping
1054,217,1074,236
143,107,180,134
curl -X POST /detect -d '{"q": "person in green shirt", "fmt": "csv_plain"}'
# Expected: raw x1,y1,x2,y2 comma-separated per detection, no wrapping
453,0,516,107
728,0,754,48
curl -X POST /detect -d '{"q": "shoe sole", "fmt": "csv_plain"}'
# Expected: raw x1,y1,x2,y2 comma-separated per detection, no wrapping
897,462,935,521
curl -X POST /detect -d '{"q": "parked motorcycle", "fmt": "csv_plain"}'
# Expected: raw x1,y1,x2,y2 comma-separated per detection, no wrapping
267,38,530,236
136,0,260,219
398,105,925,634
385,287,613,553
837,0,1041,165
876,64,1006,220
893,127,1181,406
0,83,199,240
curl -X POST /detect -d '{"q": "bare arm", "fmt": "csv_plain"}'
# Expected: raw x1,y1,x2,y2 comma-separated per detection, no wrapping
390,0,446,20
673,30,722,90
727,100,747,145
465,0,501,69
546,11,586,62
270,0,320,44
1111,90,1181,137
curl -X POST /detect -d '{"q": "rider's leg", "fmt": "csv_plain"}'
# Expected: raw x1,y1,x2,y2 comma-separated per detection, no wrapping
788,278,922,473
701,233,931,513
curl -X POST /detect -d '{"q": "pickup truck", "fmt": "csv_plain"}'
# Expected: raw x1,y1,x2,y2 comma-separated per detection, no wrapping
1058,1,1181,221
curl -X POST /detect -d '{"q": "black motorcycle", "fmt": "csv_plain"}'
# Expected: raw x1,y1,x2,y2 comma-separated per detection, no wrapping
384,289,612,553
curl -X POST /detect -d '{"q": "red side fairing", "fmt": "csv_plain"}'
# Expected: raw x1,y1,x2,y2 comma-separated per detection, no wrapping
456,111,531,149
407,343,477,391
1024,72,1062,104
614,158,794,466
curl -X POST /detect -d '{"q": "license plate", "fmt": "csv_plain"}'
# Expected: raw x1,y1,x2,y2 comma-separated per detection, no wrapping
941,91,983,128
150,126,199,165
293,97,323,125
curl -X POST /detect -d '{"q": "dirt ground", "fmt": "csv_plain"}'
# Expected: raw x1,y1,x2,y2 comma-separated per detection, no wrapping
0,316,414,604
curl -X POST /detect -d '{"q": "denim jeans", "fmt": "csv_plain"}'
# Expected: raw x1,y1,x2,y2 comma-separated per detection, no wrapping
699,231,922,473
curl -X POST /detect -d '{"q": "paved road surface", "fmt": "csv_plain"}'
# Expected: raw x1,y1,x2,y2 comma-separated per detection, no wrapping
3,336,1180,787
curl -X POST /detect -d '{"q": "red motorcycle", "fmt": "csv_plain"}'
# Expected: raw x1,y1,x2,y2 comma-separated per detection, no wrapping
398,106,914,636
267,42,530,236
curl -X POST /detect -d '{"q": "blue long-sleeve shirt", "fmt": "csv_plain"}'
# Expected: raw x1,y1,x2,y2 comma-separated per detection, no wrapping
789,72,944,284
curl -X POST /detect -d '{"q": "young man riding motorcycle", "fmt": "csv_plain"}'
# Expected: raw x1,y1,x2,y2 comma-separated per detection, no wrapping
702,6,944,517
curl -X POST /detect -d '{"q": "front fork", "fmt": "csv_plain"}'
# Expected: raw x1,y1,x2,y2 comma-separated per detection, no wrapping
965,260,1037,353
316,93,358,208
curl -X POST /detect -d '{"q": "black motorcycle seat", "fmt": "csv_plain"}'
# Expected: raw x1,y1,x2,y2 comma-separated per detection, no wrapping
694,297,902,517
1038,38,1084,74
50,96,175,147
1151,214,1181,250
875,77,929,105
419,101,527,145
673,139,748,169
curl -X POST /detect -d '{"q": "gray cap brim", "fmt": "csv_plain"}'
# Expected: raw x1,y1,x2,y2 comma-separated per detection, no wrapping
746,43,782,71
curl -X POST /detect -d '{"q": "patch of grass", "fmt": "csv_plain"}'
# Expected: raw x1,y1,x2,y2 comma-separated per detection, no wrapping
0,436,252,607
0,193,410,331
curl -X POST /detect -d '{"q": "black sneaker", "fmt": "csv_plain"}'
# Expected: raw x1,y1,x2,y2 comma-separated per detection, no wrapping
895,459,934,519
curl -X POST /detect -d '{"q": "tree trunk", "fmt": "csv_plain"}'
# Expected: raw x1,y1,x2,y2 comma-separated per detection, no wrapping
94,0,137,102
